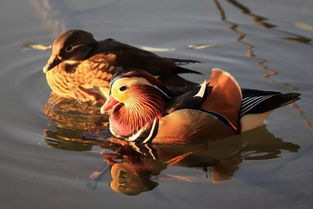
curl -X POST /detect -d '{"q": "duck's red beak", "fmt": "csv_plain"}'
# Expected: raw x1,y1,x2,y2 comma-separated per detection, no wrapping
100,96,119,114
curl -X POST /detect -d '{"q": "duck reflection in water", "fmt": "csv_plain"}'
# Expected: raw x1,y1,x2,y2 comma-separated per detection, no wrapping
98,126,299,195
43,93,107,132
43,125,299,195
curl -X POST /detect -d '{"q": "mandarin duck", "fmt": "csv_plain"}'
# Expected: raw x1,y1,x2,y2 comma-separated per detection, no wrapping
42,29,200,102
101,68,300,144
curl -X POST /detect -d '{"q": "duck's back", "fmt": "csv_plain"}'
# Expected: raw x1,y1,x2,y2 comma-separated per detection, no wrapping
97,39,200,75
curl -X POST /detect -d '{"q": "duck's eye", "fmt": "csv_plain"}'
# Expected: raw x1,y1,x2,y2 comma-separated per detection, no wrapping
65,45,73,52
119,86,128,91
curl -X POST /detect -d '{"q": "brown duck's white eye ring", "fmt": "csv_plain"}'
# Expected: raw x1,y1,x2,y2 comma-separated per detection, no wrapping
119,86,128,91
65,45,74,52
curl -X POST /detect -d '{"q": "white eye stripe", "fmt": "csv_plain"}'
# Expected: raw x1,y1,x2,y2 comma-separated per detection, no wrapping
71,44,87,50
111,77,171,99
65,44,87,52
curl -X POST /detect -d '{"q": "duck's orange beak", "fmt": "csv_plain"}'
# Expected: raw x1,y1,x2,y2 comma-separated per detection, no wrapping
100,96,119,114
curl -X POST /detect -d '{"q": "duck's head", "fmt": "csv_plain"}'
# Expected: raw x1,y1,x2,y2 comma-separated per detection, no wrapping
43,29,97,73
101,70,171,138
102,70,171,112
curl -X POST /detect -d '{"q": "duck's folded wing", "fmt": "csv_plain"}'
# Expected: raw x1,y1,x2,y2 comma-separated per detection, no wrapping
166,84,211,113
166,68,242,131
99,39,200,75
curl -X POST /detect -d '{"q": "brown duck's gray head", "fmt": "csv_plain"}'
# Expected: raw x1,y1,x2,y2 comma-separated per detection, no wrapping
43,29,97,73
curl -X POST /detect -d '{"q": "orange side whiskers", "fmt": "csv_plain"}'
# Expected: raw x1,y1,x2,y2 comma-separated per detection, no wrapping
110,86,166,138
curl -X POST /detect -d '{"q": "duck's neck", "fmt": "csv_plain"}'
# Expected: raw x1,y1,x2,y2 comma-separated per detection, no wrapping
110,88,166,139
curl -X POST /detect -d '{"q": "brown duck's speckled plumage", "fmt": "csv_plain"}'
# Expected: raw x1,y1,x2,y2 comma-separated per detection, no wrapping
46,54,118,102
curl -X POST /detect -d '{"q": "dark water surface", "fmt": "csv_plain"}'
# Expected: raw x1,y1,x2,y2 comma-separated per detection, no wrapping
1,0,313,208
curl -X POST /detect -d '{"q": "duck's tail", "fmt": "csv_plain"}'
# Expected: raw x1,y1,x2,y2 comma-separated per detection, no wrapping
240,89,301,132
165,57,202,75
166,58,201,65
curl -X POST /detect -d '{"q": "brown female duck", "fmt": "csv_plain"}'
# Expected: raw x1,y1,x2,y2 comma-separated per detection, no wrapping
43,29,199,102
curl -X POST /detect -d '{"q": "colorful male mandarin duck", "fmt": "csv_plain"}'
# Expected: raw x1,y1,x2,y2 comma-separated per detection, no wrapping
43,29,200,102
101,68,300,144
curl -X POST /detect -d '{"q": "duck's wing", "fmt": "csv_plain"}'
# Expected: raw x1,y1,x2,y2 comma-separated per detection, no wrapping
97,39,201,75
240,89,301,131
165,69,242,131
165,82,212,114
200,68,242,131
